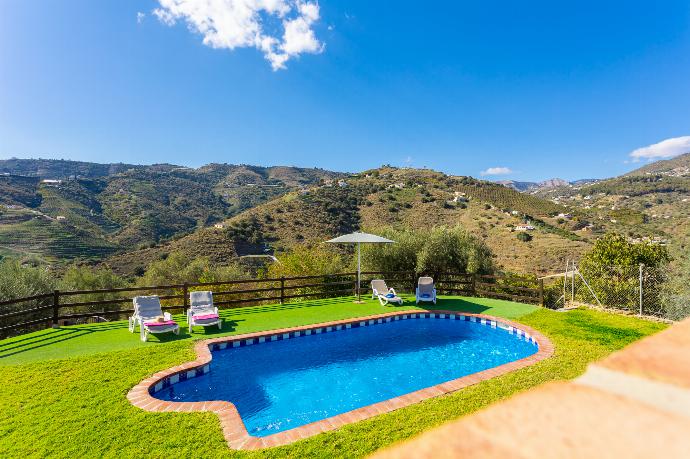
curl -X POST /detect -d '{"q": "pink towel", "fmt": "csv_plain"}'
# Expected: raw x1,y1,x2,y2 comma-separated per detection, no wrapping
144,320,177,327
193,314,219,321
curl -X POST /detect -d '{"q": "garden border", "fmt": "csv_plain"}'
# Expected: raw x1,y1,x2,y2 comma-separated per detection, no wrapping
127,310,554,450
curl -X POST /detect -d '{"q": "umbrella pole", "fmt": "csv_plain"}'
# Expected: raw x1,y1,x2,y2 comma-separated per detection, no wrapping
357,242,361,302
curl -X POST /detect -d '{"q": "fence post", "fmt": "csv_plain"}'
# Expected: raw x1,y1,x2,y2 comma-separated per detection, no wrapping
639,264,644,316
412,272,416,295
52,290,60,328
539,278,544,307
183,283,188,312
280,276,285,304
471,274,477,297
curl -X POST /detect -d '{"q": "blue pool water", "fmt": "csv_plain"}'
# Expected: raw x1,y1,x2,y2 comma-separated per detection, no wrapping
158,317,537,436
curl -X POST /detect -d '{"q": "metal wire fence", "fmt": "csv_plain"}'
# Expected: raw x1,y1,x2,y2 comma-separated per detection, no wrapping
543,263,671,318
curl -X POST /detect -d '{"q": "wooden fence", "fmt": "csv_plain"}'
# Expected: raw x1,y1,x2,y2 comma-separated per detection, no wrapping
0,271,543,338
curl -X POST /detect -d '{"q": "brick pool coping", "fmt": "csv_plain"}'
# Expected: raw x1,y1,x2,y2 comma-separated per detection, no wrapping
127,310,554,450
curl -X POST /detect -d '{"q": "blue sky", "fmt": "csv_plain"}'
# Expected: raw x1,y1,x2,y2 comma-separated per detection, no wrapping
1,1,689,181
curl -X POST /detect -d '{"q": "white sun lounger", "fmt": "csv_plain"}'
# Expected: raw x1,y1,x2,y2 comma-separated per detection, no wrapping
129,295,180,342
371,279,403,306
416,276,437,305
187,291,222,333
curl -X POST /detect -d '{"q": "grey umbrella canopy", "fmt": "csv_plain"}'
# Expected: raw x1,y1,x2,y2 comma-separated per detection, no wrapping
326,232,395,302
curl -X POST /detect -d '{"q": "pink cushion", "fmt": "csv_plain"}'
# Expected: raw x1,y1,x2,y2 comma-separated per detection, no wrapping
144,320,177,327
193,314,219,321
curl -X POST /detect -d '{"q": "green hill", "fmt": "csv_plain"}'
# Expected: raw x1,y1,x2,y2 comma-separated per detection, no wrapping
0,159,340,264
3,158,687,277
110,167,593,276
625,152,690,177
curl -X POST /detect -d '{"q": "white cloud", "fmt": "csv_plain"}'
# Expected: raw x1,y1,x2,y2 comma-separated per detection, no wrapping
630,136,690,162
137,12,146,24
480,167,513,176
152,0,323,70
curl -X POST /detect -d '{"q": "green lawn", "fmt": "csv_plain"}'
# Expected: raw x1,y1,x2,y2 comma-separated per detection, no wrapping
0,295,665,458
0,295,535,365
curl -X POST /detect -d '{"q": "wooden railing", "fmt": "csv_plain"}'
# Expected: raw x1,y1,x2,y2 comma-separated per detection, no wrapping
0,271,543,338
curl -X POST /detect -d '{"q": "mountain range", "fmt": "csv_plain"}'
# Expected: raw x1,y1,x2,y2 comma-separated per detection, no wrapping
496,177,601,192
0,153,688,276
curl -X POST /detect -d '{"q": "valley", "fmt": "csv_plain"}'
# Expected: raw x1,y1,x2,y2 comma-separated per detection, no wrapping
1,155,688,278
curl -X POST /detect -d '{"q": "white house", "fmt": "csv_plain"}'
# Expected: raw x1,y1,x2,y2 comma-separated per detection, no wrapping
56,215,67,221
515,224,535,231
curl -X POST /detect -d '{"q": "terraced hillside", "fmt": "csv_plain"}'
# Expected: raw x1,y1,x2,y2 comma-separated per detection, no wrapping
4,157,687,276
0,208,117,261
0,160,341,264
111,167,595,276
0,176,42,207
526,158,690,270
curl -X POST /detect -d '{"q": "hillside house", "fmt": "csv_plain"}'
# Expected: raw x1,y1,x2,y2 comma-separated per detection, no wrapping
41,179,62,186
56,215,67,221
214,223,226,229
515,224,535,231
337,180,348,187
557,213,572,220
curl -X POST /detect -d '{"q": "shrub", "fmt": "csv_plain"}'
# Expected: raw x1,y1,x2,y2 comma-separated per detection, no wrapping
140,252,247,286
516,232,532,242
265,245,348,279
662,255,690,320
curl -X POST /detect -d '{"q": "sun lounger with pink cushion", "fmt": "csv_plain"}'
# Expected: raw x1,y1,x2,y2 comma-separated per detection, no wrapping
128,295,180,342
187,291,222,332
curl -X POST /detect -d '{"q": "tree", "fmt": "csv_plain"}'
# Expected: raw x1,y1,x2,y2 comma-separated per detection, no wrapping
580,233,670,269
578,233,671,314
361,229,423,273
140,252,248,286
362,226,494,275
0,259,57,334
0,259,55,301
416,227,494,275
59,265,129,315
60,265,127,292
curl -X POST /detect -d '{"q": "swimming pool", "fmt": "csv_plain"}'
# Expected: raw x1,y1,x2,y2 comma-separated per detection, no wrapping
152,312,542,439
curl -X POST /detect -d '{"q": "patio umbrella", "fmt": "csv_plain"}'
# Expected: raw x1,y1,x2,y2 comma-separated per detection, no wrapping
326,232,395,303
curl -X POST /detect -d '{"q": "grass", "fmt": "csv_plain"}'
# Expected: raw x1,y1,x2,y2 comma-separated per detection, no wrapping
0,295,535,365
0,296,665,458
